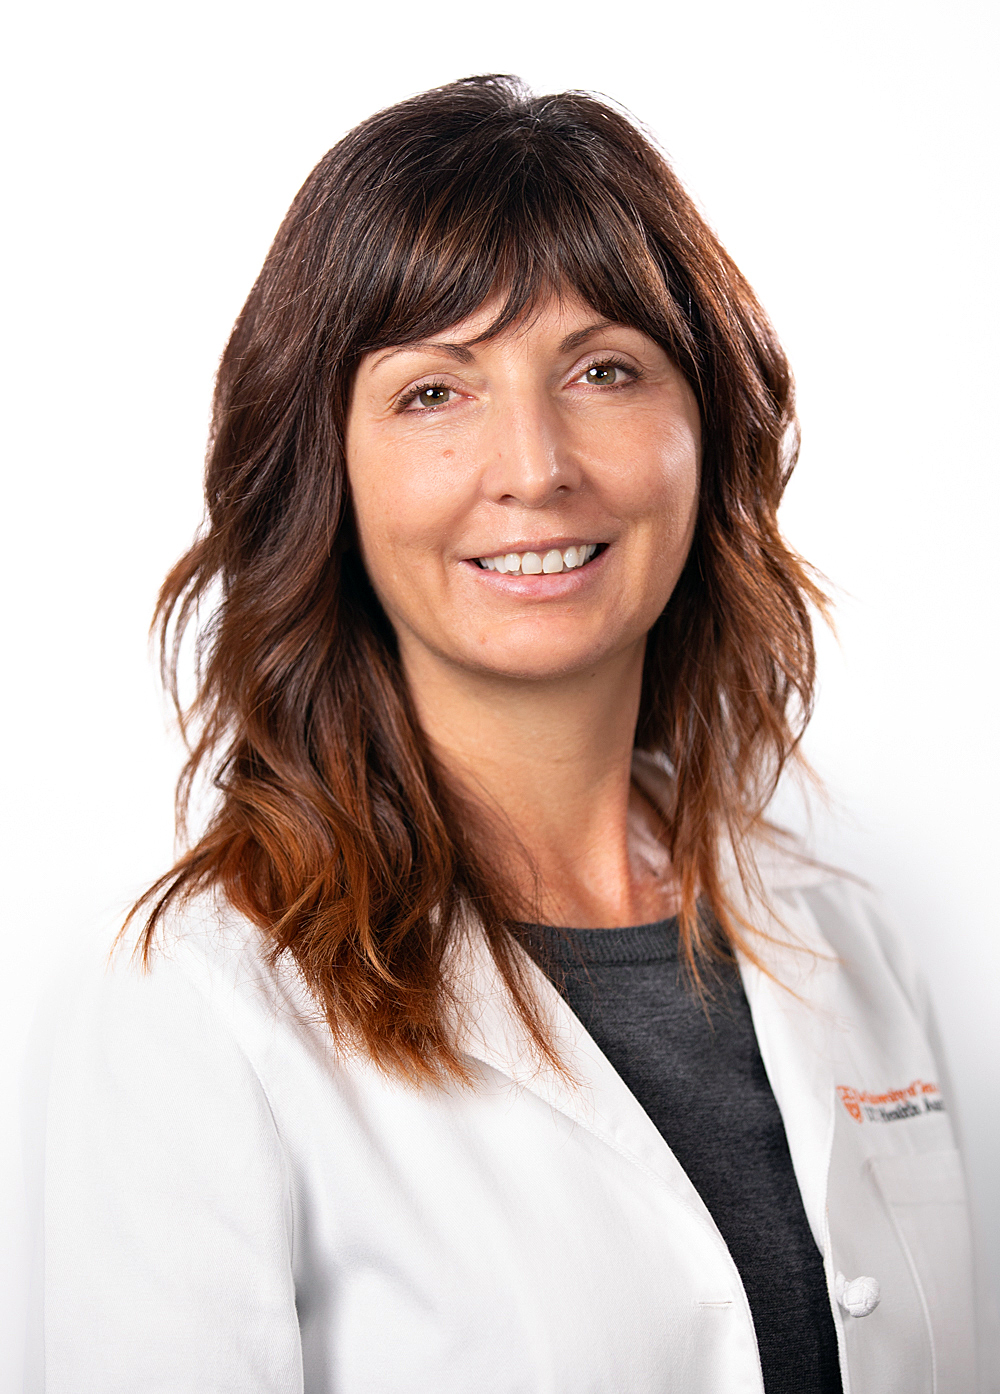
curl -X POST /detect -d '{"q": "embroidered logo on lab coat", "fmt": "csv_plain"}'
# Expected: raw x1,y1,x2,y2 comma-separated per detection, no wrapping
836,1079,945,1124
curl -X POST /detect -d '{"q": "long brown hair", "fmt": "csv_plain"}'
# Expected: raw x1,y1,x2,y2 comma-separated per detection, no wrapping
134,75,826,1083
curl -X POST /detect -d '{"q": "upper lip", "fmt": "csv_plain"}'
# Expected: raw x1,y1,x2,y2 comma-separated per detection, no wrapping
466,538,605,559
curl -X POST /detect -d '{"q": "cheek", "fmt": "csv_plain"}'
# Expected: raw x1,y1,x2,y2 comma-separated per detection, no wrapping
613,418,700,545
347,434,472,585
662,451,700,549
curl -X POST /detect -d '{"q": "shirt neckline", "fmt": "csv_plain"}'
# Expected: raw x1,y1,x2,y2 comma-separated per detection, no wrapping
521,917,681,966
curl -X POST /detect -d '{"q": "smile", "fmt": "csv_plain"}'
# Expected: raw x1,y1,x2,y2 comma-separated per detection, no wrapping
476,544,600,575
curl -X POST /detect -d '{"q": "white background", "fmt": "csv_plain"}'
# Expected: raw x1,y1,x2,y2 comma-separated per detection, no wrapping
3,0,997,1386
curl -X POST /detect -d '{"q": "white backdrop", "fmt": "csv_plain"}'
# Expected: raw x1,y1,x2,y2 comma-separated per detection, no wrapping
4,1,998,1386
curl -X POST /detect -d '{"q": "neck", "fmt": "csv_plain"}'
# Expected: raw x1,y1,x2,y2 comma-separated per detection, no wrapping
401,638,679,928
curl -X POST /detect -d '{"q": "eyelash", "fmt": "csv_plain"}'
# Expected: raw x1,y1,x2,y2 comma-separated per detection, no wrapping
394,355,642,413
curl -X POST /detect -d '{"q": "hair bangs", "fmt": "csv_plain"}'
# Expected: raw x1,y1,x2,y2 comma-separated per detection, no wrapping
341,114,694,372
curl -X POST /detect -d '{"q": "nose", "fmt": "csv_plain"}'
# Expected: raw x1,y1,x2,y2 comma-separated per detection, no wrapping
480,396,582,508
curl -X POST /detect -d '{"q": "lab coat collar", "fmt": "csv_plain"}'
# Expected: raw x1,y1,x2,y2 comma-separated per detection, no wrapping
449,849,840,1258
449,926,725,1222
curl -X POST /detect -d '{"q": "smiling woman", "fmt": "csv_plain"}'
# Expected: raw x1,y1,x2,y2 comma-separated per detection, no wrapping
34,75,975,1394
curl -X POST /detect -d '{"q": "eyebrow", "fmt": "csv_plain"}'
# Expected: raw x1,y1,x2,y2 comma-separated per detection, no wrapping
370,341,475,372
368,320,621,373
557,320,618,352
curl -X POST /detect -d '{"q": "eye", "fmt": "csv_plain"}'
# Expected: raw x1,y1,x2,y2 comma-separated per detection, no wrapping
575,358,638,389
398,381,456,411
415,384,452,408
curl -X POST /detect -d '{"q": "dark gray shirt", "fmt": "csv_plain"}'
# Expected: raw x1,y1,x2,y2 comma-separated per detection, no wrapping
525,917,842,1394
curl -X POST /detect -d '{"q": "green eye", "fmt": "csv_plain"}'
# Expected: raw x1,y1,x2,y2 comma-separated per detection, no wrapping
417,385,450,407
585,364,621,384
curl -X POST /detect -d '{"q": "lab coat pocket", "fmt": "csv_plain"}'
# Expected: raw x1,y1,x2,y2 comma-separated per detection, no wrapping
869,1150,975,1394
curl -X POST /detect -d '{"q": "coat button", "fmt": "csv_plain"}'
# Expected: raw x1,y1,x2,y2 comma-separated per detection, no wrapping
835,1272,881,1318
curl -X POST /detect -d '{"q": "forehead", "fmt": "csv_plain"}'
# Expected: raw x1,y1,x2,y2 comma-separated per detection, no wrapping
362,290,643,378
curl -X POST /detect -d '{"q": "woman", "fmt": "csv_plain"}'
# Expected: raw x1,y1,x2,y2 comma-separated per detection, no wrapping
38,75,975,1392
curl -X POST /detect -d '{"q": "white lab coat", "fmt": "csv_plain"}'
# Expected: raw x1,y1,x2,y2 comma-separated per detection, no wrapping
34,848,976,1393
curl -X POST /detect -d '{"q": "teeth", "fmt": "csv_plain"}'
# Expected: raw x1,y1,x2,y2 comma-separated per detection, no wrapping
479,544,598,573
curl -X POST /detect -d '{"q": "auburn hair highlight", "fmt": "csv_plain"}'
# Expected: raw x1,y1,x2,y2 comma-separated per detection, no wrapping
133,75,827,1084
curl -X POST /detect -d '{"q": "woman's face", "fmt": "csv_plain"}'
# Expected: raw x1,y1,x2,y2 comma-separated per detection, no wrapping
345,292,701,685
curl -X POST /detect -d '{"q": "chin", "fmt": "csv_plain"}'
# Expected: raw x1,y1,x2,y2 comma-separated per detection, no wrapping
459,637,632,684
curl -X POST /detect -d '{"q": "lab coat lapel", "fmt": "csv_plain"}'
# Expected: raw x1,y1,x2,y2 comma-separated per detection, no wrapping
734,882,839,1254
630,753,839,1251
450,928,724,1214
448,823,843,1256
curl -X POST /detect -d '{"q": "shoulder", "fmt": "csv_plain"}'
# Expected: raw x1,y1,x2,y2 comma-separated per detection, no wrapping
745,834,931,1031
36,890,339,1199
49,889,321,1079
120,889,308,1008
